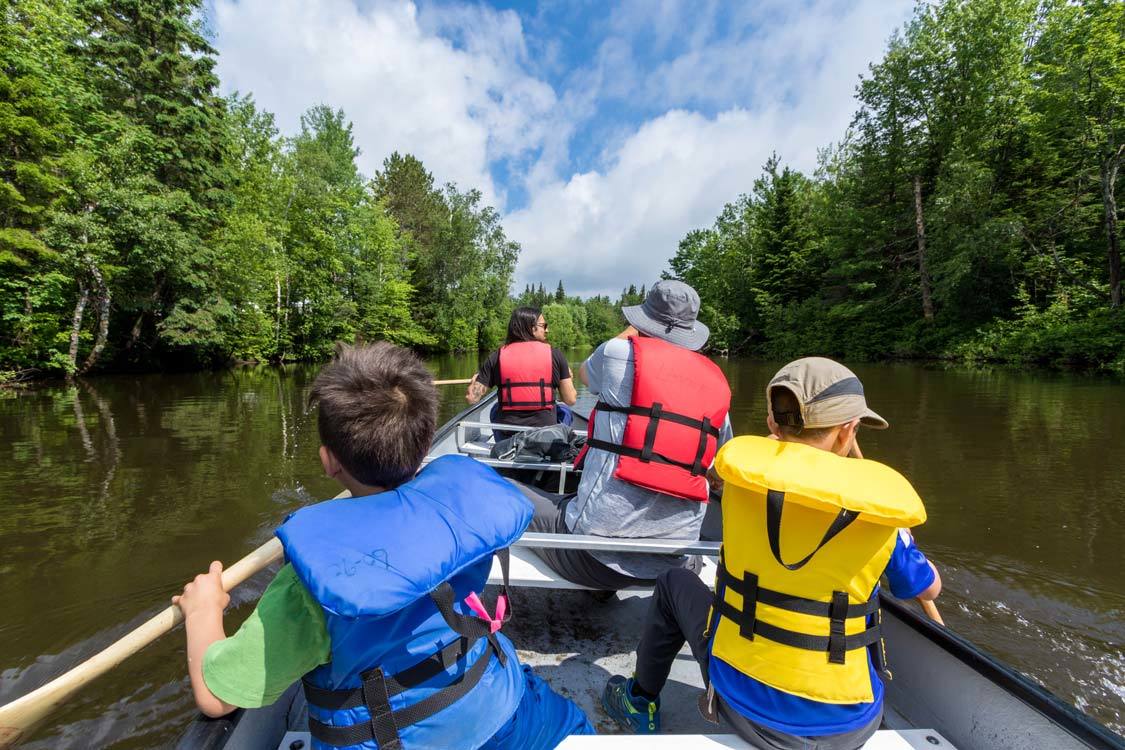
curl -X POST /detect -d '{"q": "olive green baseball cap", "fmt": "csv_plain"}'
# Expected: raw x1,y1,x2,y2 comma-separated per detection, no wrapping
766,357,889,430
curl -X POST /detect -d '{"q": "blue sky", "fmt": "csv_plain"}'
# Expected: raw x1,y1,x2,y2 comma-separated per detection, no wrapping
210,0,913,297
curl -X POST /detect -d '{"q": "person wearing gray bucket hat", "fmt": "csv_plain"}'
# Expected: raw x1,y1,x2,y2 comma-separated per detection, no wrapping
621,280,710,351
509,279,732,592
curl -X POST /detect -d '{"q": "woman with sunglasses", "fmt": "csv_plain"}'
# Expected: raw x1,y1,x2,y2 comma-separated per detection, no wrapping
466,306,577,429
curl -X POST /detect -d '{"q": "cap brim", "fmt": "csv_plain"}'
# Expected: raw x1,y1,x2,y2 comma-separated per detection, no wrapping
860,408,889,430
623,305,710,351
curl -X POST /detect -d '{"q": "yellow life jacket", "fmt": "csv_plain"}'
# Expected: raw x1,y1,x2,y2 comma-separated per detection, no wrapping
709,435,926,705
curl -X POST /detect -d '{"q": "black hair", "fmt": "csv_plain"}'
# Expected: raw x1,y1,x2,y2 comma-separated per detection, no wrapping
309,342,438,488
506,306,542,344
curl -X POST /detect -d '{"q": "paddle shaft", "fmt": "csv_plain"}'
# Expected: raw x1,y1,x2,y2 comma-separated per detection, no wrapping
433,378,473,386
0,537,283,749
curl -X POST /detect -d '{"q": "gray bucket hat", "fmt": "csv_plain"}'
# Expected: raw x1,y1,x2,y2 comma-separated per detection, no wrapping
622,280,710,351
767,357,889,430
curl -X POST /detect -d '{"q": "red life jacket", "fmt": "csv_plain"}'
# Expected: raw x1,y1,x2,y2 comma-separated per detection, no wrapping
578,336,731,502
497,341,554,411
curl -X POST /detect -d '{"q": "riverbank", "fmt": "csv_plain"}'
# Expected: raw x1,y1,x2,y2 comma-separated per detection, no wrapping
5,336,1123,391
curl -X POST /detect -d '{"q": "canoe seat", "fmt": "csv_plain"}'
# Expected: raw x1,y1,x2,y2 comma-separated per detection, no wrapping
556,729,956,748
459,439,493,456
489,545,717,591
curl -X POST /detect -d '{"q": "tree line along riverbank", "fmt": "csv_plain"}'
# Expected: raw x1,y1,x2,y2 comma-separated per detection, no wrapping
2,0,1123,385
669,0,1124,373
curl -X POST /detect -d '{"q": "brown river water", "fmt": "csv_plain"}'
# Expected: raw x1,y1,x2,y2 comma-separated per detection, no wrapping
0,356,1122,748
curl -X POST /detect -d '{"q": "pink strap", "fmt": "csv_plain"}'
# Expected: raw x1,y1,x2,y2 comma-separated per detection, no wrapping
463,592,504,634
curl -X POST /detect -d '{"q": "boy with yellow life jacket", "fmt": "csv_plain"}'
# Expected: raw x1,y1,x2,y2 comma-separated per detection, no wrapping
173,343,593,750
517,281,733,591
603,357,942,749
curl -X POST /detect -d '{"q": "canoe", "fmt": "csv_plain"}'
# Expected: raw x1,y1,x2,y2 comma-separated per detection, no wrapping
176,392,1125,750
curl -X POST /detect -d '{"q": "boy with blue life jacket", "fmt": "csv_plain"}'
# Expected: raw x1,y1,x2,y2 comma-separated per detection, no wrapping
173,342,593,749
603,357,942,749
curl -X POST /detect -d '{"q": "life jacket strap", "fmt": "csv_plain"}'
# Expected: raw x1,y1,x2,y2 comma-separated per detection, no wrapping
499,378,553,408
302,636,472,711
585,401,720,477
714,562,881,665
306,637,498,748
716,564,880,620
593,401,722,436
304,549,515,748
766,489,859,571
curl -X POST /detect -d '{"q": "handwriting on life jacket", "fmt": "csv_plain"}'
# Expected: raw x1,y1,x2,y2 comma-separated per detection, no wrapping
329,549,390,577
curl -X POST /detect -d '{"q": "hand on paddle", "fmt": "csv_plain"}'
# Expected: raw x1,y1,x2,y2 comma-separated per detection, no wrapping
173,561,237,719
465,374,487,404
172,561,230,620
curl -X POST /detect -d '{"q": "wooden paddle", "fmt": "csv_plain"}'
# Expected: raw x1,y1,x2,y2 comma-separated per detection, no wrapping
0,538,283,749
432,378,473,386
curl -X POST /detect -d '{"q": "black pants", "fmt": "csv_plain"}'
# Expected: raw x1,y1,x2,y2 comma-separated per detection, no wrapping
634,568,882,750
513,481,656,591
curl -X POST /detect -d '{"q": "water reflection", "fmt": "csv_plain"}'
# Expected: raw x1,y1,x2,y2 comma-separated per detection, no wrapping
0,357,1121,747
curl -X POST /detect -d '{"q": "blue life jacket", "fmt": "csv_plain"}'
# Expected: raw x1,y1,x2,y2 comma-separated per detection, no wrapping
276,455,533,750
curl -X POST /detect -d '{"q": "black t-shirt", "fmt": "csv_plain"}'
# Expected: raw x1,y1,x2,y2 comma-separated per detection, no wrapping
477,346,572,428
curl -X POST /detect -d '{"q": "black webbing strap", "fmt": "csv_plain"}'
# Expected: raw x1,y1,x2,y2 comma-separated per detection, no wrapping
594,401,722,436
302,636,471,711
712,597,881,657
739,571,758,641
588,401,718,477
692,419,710,476
583,437,699,473
766,489,859,571
829,591,849,664
499,378,553,408
641,402,662,461
493,547,513,626
428,549,512,661
364,667,401,749
716,564,879,620
307,639,497,747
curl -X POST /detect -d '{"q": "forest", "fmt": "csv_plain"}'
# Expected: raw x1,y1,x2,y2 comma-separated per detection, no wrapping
2,0,1123,381
669,0,1124,371
0,0,553,380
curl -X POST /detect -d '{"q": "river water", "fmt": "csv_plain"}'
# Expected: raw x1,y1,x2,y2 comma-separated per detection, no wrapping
0,356,1122,747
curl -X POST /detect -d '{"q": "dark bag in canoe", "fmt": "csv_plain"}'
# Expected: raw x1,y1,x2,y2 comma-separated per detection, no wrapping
491,424,585,463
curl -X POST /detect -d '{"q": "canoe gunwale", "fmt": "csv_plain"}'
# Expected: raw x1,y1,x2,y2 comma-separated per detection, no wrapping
879,594,1125,750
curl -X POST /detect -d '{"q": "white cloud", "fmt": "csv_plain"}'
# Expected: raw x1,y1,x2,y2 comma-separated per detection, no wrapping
212,0,555,203
212,0,912,298
509,0,913,296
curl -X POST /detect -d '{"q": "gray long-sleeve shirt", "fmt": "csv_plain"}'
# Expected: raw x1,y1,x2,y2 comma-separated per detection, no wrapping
565,337,732,578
